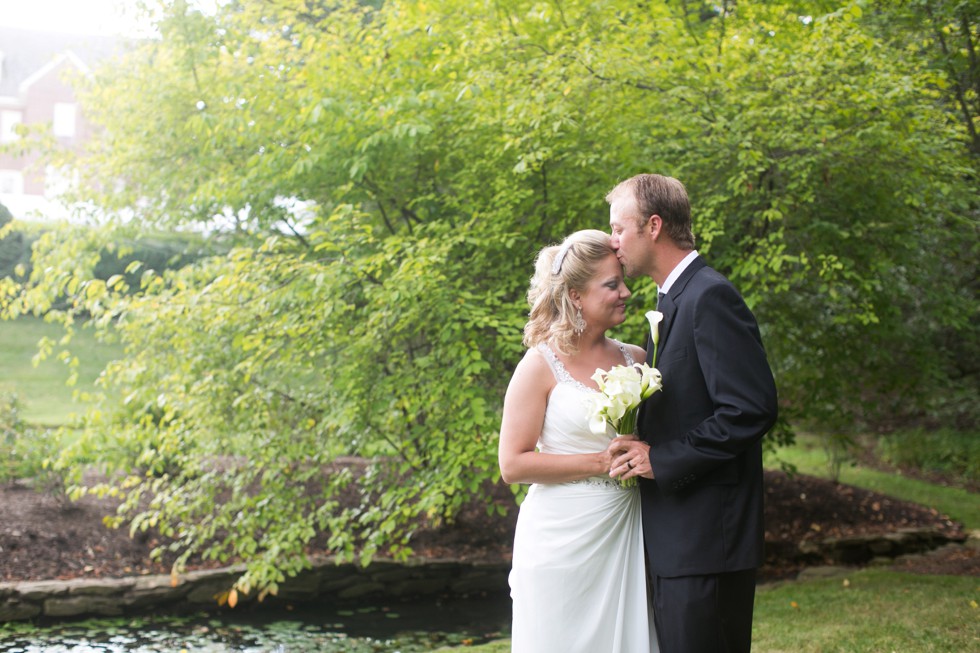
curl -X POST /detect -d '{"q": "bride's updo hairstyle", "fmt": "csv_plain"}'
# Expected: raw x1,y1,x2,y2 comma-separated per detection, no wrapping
523,229,615,355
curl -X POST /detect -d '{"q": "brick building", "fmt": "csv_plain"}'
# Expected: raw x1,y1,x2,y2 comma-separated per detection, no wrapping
0,27,122,219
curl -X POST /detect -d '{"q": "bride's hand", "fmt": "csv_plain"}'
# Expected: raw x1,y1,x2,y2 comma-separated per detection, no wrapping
603,436,632,475
607,437,653,480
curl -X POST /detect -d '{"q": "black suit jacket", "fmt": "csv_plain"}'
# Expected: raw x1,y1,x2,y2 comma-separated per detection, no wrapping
639,257,778,577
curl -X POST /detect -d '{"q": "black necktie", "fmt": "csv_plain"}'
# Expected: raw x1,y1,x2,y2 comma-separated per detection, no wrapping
657,292,665,309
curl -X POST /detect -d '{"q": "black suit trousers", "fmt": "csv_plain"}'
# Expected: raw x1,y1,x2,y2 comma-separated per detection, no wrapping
651,569,757,653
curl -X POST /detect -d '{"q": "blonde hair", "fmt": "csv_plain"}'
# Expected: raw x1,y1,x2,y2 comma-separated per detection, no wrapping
522,229,615,355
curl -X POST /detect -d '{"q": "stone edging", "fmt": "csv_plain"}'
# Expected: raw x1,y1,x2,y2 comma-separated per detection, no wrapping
1,528,968,624
0,556,511,623
795,527,965,565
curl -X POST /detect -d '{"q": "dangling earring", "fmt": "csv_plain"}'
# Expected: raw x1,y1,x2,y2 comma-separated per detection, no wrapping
573,307,586,335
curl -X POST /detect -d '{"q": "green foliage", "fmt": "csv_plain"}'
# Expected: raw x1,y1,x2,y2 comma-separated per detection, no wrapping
0,219,31,283
0,201,11,226
818,431,858,484
0,392,66,496
3,0,977,597
1,219,207,311
0,392,27,484
876,428,980,485
91,232,211,290
664,2,979,432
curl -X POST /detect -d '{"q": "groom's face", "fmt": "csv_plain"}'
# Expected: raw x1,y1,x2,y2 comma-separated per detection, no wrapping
609,197,652,279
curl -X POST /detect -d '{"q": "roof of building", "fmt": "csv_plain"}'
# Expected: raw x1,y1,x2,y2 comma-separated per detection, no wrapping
0,26,125,98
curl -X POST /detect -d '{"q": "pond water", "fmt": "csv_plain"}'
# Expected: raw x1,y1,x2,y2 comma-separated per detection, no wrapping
0,594,512,652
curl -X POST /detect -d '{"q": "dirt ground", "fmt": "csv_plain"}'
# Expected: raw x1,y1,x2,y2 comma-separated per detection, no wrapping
0,469,975,585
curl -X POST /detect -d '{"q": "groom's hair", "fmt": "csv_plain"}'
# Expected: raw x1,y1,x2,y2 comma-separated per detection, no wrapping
606,174,696,250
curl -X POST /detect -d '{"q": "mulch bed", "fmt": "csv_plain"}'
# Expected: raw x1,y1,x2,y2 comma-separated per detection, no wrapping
0,470,974,585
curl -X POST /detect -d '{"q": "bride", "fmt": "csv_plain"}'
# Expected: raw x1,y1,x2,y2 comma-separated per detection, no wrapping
498,229,657,652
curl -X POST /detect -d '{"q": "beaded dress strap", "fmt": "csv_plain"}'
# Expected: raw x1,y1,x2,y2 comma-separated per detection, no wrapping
621,343,636,366
536,341,633,393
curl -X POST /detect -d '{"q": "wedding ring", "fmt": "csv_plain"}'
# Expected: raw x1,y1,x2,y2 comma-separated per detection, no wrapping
627,461,634,469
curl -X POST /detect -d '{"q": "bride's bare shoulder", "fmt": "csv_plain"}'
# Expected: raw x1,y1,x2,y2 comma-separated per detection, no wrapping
624,343,646,363
517,345,552,374
508,345,556,385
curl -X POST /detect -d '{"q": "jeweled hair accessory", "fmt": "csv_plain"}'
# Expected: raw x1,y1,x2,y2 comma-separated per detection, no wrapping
551,241,574,275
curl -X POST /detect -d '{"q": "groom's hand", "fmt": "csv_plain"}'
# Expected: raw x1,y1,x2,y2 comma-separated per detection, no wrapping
607,437,654,481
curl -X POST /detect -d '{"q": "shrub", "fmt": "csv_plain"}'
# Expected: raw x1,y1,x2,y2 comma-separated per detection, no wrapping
0,392,68,496
0,392,26,485
875,428,980,486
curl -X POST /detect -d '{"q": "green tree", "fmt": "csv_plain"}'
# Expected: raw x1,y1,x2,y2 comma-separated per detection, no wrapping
4,0,975,598
0,202,27,281
860,0,980,429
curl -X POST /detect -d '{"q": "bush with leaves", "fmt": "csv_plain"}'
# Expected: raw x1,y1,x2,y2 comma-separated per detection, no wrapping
876,428,980,486
0,392,27,485
0,392,67,498
3,0,976,598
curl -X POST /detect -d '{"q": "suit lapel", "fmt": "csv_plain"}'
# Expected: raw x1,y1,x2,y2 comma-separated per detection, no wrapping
654,256,705,361
655,295,676,364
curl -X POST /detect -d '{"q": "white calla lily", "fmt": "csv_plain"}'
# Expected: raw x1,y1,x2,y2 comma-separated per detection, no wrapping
588,395,615,434
645,310,664,364
635,363,663,399
591,368,607,390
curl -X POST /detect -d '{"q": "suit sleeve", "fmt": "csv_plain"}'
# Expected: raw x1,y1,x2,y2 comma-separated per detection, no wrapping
649,282,778,493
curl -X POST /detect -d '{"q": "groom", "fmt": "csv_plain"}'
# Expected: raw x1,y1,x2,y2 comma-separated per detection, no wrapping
605,174,778,653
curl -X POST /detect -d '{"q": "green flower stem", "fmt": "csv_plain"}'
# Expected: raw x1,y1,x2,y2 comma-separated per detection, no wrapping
618,408,638,437
616,408,639,488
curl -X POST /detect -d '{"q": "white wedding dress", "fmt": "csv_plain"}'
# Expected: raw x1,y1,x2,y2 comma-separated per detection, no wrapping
509,342,657,653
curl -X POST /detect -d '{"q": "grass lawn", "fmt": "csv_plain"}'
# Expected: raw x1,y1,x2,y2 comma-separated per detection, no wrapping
765,432,980,530
0,316,120,426
752,568,979,652
445,436,980,652
440,569,980,652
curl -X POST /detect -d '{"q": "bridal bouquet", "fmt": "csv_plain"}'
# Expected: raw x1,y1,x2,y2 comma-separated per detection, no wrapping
587,311,665,487
587,362,663,438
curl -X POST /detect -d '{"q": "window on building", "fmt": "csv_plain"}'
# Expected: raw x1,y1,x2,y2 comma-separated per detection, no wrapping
1,110,22,143
44,164,78,197
0,170,24,195
53,103,77,138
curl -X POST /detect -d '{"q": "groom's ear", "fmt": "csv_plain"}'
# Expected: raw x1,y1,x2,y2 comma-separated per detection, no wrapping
647,214,663,241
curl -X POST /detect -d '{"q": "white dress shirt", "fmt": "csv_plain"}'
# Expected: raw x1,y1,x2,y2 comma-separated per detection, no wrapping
658,250,699,297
